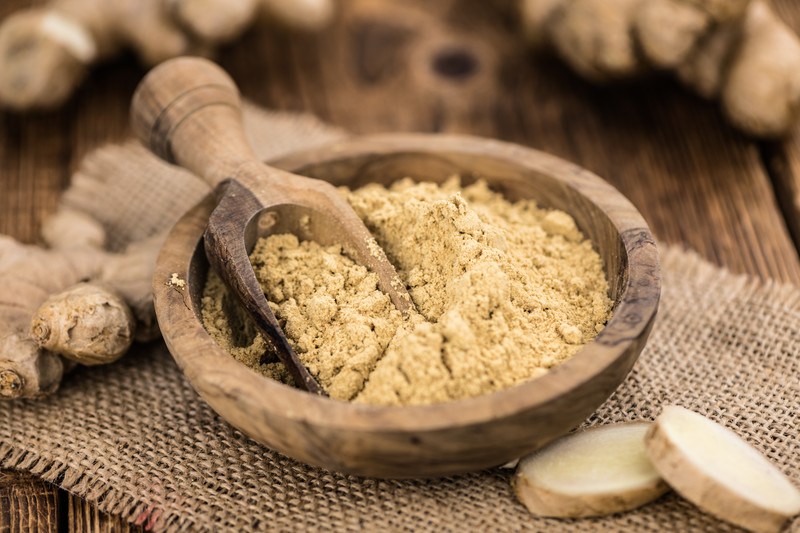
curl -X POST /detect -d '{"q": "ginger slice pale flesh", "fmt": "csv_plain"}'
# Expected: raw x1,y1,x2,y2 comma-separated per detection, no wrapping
645,405,800,533
513,422,669,517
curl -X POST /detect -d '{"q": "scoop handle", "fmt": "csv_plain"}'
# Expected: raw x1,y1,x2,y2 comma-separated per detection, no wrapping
130,57,258,189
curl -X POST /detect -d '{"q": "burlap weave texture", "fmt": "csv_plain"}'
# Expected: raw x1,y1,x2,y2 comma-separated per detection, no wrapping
59,103,347,252
0,107,798,532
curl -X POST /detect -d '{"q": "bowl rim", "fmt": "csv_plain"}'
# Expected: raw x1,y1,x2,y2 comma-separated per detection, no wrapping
155,133,660,434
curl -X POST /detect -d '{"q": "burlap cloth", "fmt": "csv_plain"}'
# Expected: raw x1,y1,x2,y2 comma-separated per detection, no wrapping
1,105,799,532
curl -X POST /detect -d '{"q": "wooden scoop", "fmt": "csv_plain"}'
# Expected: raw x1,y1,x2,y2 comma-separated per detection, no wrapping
131,57,411,395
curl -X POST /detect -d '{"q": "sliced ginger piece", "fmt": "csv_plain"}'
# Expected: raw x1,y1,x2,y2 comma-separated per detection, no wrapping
512,422,669,517
646,405,800,533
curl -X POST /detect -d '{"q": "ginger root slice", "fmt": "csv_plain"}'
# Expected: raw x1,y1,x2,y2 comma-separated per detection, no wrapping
30,282,135,366
512,422,669,517
645,405,800,533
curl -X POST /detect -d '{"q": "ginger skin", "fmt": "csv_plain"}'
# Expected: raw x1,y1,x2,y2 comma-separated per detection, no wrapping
41,208,164,341
0,237,108,399
30,282,135,366
522,0,800,138
0,229,162,399
171,0,258,43
0,0,335,110
549,0,645,82
722,1,800,137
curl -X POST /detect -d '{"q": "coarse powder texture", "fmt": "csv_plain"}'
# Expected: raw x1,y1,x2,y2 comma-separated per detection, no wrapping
201,177,612,406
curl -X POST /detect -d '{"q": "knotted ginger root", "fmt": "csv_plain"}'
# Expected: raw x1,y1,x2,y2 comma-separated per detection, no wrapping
0,231,161,399
0,236,108,398
521,0,800,137
30,282,135,366
0,0,335,110
41,208,164,341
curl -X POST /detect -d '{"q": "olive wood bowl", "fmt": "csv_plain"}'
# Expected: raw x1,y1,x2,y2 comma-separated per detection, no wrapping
154,133,660,479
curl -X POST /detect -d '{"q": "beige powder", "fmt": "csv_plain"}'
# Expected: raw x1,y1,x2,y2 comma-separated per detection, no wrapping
201,177,612,406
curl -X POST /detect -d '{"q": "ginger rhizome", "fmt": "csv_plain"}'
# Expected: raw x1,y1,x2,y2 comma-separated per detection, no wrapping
0,225,161,399
521,0,800,137
40,208,164,343
0,0,335,110
30,282,135,366
0,237,106,399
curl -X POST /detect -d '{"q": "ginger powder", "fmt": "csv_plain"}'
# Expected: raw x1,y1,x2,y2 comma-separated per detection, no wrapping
201,177,612,406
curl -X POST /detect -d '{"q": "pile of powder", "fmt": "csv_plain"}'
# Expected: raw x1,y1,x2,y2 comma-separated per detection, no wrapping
201,177,612,406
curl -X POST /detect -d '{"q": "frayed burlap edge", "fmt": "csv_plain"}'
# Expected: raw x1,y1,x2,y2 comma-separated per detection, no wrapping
0,446,173,529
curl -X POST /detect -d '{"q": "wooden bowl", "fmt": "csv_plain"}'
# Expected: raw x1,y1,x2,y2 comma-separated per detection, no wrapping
155,133,660,478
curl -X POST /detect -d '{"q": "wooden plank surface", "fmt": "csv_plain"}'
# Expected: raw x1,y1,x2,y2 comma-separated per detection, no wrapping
66,494,141,533
1,0,800,530
0,471,60,533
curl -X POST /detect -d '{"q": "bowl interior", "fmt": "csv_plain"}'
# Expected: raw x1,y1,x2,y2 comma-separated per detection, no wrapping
157,134,660,477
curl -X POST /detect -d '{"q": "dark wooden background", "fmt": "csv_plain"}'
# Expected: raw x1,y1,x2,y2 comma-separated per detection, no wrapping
3,0,800,530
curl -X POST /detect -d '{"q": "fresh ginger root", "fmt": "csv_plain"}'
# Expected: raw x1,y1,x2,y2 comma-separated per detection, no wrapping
521,0,800,137
0,226,161,399
41,208,164,341
0,0,335,110
722,2,800,137
545,0,645,82
0,236,108,398
40,206,162,341
30,282,135,366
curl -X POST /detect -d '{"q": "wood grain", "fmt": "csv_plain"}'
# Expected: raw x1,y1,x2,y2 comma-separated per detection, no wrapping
0,470,60,533
66,494,142,533
0,0,799,527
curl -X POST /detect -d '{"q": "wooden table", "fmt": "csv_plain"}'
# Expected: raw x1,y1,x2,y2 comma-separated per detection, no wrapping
3,0,800,530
